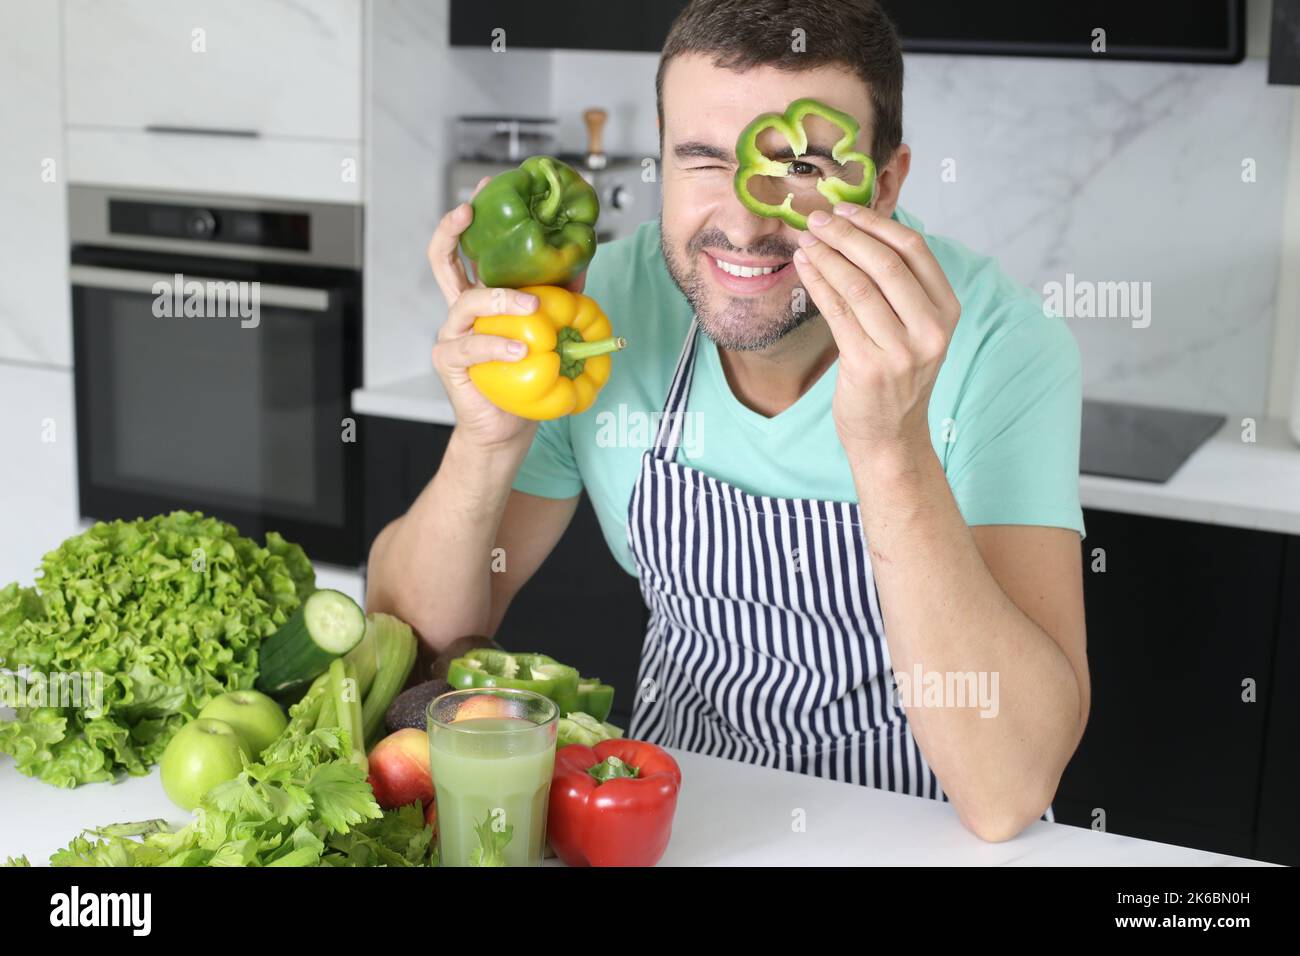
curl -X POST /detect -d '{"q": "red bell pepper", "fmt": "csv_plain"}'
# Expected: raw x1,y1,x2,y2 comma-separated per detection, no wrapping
547,739,682,867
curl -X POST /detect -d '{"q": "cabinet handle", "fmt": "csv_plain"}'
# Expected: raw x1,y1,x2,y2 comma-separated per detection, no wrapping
145,125,260,139
70,265,329,311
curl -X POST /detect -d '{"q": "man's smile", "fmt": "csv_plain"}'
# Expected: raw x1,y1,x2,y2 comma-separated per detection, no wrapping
701,248,795,295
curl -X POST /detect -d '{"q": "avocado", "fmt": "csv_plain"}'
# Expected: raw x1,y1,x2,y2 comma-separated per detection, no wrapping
385,678,453,734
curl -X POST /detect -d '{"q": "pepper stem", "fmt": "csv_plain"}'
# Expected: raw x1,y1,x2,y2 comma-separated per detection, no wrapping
558,336,626,362
587,755,640,784
534,158,564,225
556,326,626,380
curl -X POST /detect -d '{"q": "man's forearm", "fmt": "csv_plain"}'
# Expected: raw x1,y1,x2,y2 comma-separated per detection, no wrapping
366,430,528,651
850,445,1083,839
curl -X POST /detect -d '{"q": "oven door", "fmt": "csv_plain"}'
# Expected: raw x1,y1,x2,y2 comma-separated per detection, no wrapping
70,248,362,565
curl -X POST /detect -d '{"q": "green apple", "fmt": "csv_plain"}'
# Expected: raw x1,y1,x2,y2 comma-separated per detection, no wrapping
197,690,287,757
159,718,249,811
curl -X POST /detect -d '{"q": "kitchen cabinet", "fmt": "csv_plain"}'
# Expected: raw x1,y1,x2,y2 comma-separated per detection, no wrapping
450,0,686,52
449,0,1242,62
1256,535,1300,865
63,0,363,141
1054,509,1290,862
361,415,647,727
0,0,70,367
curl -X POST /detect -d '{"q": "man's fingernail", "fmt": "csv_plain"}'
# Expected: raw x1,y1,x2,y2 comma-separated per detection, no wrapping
793,248,809,264
514,293,538,311
808,210,833,227
508,341,527,356
797,230,819,247
833,203,859,217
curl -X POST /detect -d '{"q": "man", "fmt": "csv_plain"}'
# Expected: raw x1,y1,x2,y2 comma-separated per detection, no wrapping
367,0,1089,842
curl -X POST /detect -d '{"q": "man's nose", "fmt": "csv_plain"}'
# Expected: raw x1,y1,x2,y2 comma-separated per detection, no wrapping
715,201,791,255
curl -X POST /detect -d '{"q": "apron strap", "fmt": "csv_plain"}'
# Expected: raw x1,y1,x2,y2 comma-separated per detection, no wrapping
651,319,700,460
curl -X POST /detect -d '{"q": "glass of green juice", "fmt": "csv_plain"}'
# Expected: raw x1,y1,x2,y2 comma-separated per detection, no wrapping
426,687,559,867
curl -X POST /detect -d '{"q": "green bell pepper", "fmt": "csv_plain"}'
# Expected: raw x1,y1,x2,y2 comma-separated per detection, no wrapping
460,155,600,289
576,678,615,722
733,97,877,231
445,649,581,716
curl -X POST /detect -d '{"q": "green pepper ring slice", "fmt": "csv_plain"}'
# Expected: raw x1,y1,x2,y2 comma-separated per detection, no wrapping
734,97,878,230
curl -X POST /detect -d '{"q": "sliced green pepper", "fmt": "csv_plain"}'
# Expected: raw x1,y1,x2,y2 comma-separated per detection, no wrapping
445,649,581,716
576,678,615,722
460,155,600,288
733,97,877,231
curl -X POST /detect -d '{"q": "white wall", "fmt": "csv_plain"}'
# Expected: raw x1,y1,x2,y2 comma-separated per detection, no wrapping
551,50,662,159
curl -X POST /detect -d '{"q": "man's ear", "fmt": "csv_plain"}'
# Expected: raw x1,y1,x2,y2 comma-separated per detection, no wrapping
870,143,911,219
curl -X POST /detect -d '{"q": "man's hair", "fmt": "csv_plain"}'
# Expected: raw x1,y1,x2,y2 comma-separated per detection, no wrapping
655,0,904,164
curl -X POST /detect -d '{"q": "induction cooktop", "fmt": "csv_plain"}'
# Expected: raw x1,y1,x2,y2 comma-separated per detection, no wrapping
1080,400,1226,483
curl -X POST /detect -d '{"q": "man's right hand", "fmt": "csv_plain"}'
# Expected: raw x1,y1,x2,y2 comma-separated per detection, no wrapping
427,185,539,450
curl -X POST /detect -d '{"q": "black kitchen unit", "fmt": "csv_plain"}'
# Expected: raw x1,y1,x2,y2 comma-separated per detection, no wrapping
70,186,364,566
450,0,1244,63
1052,510,1296,864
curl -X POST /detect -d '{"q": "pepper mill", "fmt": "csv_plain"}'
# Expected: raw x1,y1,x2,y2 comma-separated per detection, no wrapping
583,108,608,170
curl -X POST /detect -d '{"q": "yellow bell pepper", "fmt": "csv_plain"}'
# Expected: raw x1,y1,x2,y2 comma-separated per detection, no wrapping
470,285,625,420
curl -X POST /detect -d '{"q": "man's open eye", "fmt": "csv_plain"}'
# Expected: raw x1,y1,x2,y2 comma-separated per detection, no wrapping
788,161,823,177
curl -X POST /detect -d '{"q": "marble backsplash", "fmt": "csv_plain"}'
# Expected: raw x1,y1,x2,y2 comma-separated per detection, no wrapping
367,28,1295,418
901,54,1292,416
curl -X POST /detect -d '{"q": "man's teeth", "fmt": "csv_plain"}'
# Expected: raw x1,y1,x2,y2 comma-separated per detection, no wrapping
715,258,786,278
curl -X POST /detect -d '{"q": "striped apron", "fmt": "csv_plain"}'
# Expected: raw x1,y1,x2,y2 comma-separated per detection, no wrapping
626,320,946,800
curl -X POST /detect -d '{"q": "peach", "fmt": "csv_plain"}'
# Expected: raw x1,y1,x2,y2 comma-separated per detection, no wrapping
453,694,513,722
366,728,434,810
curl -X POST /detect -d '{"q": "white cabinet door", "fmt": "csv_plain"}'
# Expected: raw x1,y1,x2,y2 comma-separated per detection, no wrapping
0,0,70,367
63,0,362,141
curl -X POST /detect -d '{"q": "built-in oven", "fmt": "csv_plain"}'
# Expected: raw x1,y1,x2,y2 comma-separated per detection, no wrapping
69,186,363,565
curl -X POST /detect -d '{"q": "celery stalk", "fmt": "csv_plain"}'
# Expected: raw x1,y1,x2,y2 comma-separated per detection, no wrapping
330,658,369,771
359,614,418,748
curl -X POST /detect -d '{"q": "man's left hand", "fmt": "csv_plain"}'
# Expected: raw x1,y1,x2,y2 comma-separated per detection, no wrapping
792,203,961,468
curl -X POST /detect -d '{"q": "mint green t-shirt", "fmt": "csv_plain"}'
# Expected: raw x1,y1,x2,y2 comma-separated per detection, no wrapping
513,209,1085,576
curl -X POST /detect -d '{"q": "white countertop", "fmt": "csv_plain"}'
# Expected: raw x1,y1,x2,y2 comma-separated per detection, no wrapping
354,375,1300,538
1078,415,1300,536
354,373,456,426
0,747,1269,866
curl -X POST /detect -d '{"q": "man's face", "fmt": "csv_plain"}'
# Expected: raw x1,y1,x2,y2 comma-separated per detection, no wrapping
659,54,883,352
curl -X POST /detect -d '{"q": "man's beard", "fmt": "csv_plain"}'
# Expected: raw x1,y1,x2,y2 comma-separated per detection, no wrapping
660,219,815,352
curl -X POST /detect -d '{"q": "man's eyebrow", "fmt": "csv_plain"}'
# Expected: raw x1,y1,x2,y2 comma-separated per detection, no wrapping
767,143,837,162
673,141,732,162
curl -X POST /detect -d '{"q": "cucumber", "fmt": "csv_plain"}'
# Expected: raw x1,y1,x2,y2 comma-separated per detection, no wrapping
256,589,366,696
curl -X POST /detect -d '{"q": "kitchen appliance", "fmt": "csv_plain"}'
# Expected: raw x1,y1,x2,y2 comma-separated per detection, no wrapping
455,115,557,162
69,185,363,565
1080,399,1226,483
